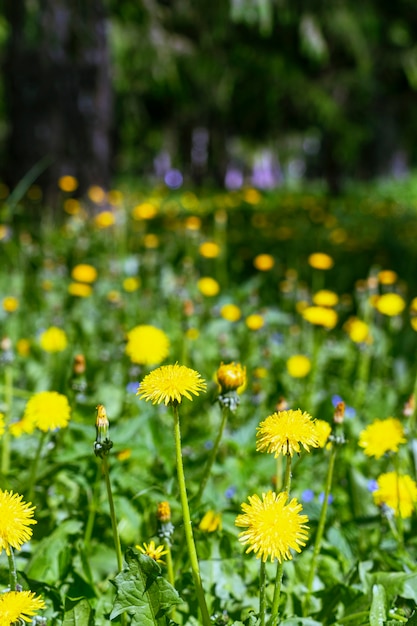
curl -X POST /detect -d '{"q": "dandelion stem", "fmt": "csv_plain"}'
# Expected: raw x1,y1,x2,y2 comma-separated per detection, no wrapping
195,405,230,505
304,443,337,614
1,365,13,477
7,548,17,591
172,403,211,626
259,560,267,626
27,431,48,502
102,455,124,573
84,461,102,548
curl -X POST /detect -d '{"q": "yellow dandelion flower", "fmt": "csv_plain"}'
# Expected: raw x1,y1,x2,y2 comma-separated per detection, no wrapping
125,325,170,366
94,210,115,228
136,540,168,563
344,317,372,344
199,241,221,258
286,355,311,378
184,216,201,231
256,409,319,457
246,314,265,330
0,413,4,436
132,202,158,220
374,293,406,316
123,277,141,292
216,362,246,393
71,263,97,283
235,491,309,563
199,510,222,532
0,590,45,624
314,419,332,448
220,303,241,322
58,175,78,192
373,472,417,518
2,296,19,312
138,363,206,405
0,490,37,555
358,417,406,459
308,252,334,270
108,189,124,206
116,448,132,462
411,318,417,332
244,188,262,204
157,501,171,523
23,391,71,432
197,277,220,297
253,254,275,271
378,270,397,285
68,282,93,297
312,290,339,307
39,326,68,352
64,198,81,215
186,327,199,340
144,233,159,248
88,185,106,203
302,306,338,329
410,297,417,314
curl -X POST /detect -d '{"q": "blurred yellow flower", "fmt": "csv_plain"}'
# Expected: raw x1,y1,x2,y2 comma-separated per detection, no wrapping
410,297,417,314
199,241,221,258
344,317,372,344
107,290,122,304
253,254,275,271
0,490,37,555
71,263,97,283
68,282,93,297
358,417,406,459
107,189,124,206
88,185,106,203
246,314,264,330
199,510,222,532
373,472,417,518
312,290,339,307
235,491,309,563
138,363,207,405
64,198,81,215
286,355,311,378
186,327,199,340
0,590,45,623
302,306,338,329
256,409,319,457
157,501,172,522
308,252,334,270
39,326,68,352
314,419,332,448
244,188,262,204
378,270,397,285
220,303,241,322
217,362,246,393
197,277,220,297
58,175,78,192
184,216,202,231
144,234,159,248
23,391,71,433
2,296,19,312
125,325,170,365
374,293,406,316
94,210,115,228
132,202,158,220
123,277,141,292
411,318,417,332
0,412,4,436
136,540,168,563
117,448,132,462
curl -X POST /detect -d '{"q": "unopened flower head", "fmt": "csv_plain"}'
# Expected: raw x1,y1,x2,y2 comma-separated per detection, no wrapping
0,590,45,624
138,363,207,405
94,404,113,457
136,540,168,564
333,401,345,424
216,362,246,393
125,324,170,366
157,501,171,523
0,490,37,555
235,491,309,563
373,472,417,518
359,417,406,459
256,409,319,457
23,391,71,432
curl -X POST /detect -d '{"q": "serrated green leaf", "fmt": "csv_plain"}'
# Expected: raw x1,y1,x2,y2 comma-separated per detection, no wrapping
62,598,94,625
369,584,386,626
109,548,181,625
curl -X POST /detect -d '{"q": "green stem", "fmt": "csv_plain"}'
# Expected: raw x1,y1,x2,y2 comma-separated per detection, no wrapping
392,455,404,548
165,544,177,622
84,461,102,548
7,548,17,591
172,403,211,626
269,454,292,626
356,345,372,408
259,560,267,626
1,366,13,476
195,405,230,505
408,367,417,435
102,456,124,573
304,444,337,614
27,431,48,502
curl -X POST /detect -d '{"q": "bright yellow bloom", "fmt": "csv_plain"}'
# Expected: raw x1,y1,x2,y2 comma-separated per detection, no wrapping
235,491,309,563
245,314,265,330
256,409,319,457
358,417,406,459
244,188,262,204
0,413,4,436
68,282,93,297
0,490,37,555
344,317,372,343
23,391,71,432
220,303,241,322
0,590,45,624
185,216,202,231
136,540,168,563
199,241,221,258
2,296,19,312
71,263,98,283
216,362,246,392
138,363,206,405
253,254,275,271
308,252,334,270
39,326,68,352
157,501,171,523
94,210,115,228
125,325,170,365
286,355,311,378
312,290,339,307
302,306,338,329
132,202,158,220
58,175,78,192
197,277,220,297
378,270,397,285
373,472,417,518
314,419,332,448
374,293,406,316
123,277,141,292
199,510,222,532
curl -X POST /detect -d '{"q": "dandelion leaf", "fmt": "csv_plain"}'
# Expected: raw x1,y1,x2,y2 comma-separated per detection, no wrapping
109,548,181,624
62,597,94,625
369,584,387,626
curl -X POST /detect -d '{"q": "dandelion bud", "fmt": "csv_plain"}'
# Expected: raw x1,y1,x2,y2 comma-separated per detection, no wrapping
73,354,86,375
156,501,174,544
216,362,246,393
94,404,113,457
157,500,171,523
403,394,414,417
333,401,345,424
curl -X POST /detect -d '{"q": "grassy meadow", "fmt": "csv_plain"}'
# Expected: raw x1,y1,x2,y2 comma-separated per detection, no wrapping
2,179,417,624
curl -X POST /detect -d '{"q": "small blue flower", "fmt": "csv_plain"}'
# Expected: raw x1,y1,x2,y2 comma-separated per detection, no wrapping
368,479,378,492
225,486,236,499
318,492,333,504
127,381,140,394
302,489,315,503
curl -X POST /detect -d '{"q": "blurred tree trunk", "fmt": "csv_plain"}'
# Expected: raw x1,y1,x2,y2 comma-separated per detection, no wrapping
3,0,112,209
